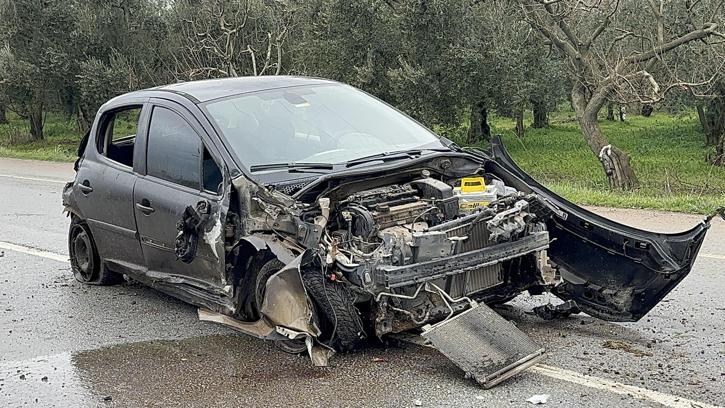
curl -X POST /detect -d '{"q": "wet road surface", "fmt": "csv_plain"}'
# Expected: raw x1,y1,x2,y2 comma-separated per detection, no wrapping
1,157,724,407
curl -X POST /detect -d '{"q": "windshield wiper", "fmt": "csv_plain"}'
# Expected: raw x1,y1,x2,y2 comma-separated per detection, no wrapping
249,162,334,173
345,148,452,168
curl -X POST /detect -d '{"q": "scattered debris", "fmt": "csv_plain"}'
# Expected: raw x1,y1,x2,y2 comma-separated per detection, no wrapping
371,357,387,363
526,394,549,404
602,340,652,357
533,300,581,320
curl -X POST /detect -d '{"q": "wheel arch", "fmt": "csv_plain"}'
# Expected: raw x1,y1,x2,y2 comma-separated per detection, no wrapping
230,234,300,319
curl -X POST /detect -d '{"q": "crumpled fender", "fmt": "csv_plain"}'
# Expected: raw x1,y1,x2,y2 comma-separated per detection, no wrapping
198,251,331,365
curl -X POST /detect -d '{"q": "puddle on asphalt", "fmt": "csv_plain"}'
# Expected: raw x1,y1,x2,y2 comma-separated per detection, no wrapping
0,333,458,407
1,352,98,407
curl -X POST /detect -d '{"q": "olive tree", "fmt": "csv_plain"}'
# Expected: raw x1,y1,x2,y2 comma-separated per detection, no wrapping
0,0,78,140
73,0,174,128
172,0,296,80
517,0,725,190
290,0,399,101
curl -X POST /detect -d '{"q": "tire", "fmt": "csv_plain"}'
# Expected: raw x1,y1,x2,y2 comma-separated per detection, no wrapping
302,269,365,352
68,217,123,285
255,259,307,355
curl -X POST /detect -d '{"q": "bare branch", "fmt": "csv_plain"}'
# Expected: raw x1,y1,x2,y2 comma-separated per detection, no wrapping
625,23,721,64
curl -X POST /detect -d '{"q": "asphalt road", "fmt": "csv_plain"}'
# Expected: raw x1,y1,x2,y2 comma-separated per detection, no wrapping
1,157,723,408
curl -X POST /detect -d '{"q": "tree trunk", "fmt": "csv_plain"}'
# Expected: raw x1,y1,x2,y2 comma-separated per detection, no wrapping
716,135,724,166
76,105,93,134
531,98,548,128
703,98,725,149
619,105,627,121
28,104,44,140
606,102,615,121
467,101,491,145
641,104,653,117
710,98,725,165
515,108,525,137
0,104,7,124
697,105,712,145
572,87,639,190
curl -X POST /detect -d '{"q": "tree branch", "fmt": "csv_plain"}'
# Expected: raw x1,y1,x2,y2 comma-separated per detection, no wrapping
625,23,721,64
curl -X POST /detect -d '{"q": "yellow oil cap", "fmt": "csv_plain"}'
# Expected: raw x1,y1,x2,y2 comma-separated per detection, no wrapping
460,177,486,193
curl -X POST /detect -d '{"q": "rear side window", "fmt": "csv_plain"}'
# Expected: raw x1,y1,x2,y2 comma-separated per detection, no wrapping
146,107,201,190
98,106,141,167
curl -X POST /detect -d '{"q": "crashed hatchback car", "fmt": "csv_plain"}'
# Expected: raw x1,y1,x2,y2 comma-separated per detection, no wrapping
63,77,714,387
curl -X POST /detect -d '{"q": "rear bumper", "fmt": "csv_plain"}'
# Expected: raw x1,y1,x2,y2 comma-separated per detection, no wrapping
375,231,550,289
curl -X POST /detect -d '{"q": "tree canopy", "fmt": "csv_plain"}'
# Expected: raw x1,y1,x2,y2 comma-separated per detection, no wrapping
0,0,723,186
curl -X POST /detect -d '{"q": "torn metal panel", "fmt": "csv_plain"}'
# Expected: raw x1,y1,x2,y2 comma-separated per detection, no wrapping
198,253,327,365
175,200,211,263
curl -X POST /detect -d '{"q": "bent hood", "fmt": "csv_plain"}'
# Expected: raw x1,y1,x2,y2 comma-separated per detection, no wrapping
488,137,711,322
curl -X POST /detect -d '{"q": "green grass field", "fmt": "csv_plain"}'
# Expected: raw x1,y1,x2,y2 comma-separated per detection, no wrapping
485,111,725,214
1,110,723,214
0,113,79,161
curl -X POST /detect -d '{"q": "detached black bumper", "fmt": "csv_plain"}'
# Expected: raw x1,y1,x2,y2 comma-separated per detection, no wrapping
376,231,550,289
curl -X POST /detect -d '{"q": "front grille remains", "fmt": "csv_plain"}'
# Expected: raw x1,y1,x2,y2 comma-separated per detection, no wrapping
442,217,490,253
448,264,502,298
442,216,501,297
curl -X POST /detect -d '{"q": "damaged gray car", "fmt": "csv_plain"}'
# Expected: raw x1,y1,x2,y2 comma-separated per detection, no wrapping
62,77,717,388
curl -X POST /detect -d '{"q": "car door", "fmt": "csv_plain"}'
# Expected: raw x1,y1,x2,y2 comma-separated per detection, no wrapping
133,99,227,291
488,137,710,322
72,102,148,270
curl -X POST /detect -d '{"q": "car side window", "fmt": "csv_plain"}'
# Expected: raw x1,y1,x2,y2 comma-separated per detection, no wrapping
146,107,201,190
97,106,142,167
202,147,223,194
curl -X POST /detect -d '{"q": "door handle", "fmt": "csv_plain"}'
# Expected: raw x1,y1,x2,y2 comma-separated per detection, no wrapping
79,180,93,194
136,199,155,215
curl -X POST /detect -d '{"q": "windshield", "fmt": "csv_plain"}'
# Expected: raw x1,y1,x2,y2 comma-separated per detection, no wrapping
204,84,444,169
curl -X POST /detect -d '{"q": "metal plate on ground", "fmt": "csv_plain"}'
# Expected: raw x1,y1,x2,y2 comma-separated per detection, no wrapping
422,303,545,388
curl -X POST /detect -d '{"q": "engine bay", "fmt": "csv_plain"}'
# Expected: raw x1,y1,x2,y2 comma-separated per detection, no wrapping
300,171,555,337
327,174,542,264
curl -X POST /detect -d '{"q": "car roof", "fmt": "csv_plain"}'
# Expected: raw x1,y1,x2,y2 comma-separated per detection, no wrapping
146,76,337,103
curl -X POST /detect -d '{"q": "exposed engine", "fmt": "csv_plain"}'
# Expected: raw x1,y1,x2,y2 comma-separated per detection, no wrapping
327,176,540,263
311,174,552,338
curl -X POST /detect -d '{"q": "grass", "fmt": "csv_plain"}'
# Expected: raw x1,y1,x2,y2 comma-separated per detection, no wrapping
1,109,724,214
481,110,725,214
0,112,78,162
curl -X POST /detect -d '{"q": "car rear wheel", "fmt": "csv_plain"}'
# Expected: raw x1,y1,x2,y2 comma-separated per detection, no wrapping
255,259,308,355
68,217,123,285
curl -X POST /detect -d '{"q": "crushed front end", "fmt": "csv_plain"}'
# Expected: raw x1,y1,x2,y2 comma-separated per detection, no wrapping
315,177,554,338
209,147,711,387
